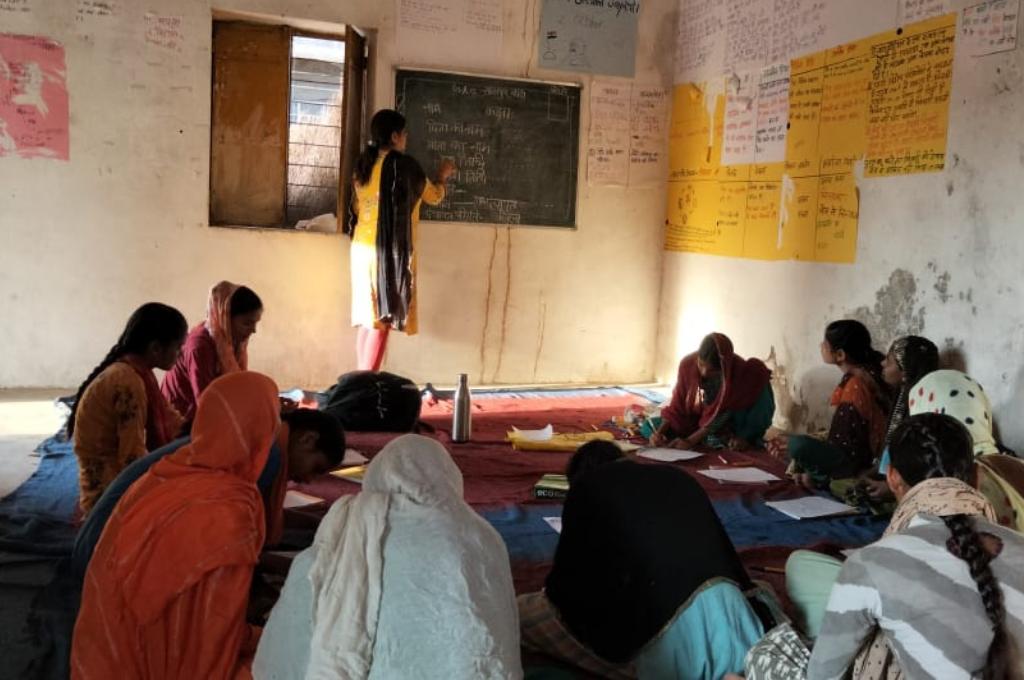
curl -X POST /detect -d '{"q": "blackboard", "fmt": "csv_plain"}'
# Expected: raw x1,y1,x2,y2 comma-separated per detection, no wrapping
395,69,581,228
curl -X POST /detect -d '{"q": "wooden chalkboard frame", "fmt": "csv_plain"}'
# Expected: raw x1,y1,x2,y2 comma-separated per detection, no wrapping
394,67,582,229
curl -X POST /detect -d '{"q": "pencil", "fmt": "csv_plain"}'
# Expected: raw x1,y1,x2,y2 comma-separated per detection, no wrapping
718,455,728,464
751,565,786,574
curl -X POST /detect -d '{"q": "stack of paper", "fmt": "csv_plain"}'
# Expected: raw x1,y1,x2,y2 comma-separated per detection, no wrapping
698,467,781,484
534,474,570,500
766,496,859,520
638,448,703,462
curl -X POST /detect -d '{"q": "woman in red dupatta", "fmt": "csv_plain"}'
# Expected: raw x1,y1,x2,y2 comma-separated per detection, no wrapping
652,333,774,451
72,371,280,680
161,281,263,421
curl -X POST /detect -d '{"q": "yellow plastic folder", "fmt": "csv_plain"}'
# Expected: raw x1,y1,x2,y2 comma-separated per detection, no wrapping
506,429,616,452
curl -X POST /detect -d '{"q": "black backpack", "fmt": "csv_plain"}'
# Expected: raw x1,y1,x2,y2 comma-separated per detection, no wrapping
321,371,422,432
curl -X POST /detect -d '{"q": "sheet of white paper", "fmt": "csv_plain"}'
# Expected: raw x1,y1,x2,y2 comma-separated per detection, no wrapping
840,548,857,558
638,448,704,462
961,0,1019,57
512,424,554,441
396,0,503,71
721,70,757,166
616,441,642,452
900,0,949,24
283,490,325,509
766,496,859,520
698,467,781,483
544,517,563,533
342,448,368,466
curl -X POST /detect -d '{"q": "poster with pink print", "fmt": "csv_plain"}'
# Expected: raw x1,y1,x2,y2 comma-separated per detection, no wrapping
0,33,70,160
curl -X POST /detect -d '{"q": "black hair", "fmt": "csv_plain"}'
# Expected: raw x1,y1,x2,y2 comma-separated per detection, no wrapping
942,514,1015,680
229,286,262,317
697,334,722,370
891,413,1015,678
67,303,188,438
282,408,346,466
893,335,939,387
354,109,407,186
825,320,884,366
889,413,974,487
566,440,625,487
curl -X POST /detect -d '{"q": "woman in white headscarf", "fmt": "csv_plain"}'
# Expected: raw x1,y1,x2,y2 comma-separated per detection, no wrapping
898,369,1024,531
253,434,522,680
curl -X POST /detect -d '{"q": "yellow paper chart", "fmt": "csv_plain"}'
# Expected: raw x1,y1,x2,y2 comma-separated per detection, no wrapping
665,13,956,262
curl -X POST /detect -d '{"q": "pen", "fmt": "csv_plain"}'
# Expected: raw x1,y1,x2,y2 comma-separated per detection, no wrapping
718,455,728,464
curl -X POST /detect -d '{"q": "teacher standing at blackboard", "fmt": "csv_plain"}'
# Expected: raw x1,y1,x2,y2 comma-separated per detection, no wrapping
348,109,455,371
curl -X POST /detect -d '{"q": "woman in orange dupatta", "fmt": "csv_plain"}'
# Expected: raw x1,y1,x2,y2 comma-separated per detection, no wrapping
72,371,280,680
161,281,263,422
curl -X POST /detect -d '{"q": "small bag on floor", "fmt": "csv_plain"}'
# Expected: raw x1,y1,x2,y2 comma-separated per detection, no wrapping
321,371,422,432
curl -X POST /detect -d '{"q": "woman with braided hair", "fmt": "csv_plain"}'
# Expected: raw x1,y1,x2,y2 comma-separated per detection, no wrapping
68,303,187,514
808,412,1024,679
742,413,1023,679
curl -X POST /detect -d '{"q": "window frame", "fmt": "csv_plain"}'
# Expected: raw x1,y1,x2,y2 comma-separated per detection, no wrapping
208,19,365,234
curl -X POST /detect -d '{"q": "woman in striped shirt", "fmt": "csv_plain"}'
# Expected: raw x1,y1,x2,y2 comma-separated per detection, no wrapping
743,413,1023,679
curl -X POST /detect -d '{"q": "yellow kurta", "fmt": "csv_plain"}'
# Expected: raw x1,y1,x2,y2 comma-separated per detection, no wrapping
351,151,445,336
73,362,149,513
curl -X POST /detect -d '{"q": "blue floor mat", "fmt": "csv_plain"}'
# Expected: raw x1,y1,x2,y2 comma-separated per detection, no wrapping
480,495,888,565
0,436,80,680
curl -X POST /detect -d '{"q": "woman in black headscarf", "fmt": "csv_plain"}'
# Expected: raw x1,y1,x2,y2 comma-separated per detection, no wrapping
519,461,780,679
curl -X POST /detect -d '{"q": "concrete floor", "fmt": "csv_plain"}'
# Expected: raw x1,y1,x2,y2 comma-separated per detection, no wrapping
0,389,69,498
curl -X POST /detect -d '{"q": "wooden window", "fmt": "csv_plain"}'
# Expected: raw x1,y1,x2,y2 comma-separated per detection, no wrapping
209,21,366,231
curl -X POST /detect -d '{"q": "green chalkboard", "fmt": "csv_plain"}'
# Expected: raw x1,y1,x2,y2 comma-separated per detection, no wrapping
395,69,581,228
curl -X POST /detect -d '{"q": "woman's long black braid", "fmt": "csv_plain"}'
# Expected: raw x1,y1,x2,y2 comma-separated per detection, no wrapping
890,413,1016,679
66,303,186,438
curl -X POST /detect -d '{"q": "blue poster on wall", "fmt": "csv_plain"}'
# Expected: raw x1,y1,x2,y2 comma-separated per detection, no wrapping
538,0,641,78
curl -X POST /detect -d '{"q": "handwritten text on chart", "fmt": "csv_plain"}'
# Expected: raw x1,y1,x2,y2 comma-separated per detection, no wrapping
587,81,667,186
144,12,183,52
900,0,950,23
961,0,1019,56
665,13,957,262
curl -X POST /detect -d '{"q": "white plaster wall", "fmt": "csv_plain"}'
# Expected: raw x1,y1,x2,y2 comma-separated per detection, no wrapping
658,0,1024,448
0,0,674,389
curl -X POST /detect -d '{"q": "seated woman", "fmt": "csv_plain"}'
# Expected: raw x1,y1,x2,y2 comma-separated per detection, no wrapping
253,434,521,679
904,369,1024,532
811,412,1023,679
746,414,1022,679
652,333,774,451
68,302,187,514
566,439,625,486
770,320,891,487
853,335,939,503
71,407,346,582
519,461,781,680
72,371,282,679
161,281,262,422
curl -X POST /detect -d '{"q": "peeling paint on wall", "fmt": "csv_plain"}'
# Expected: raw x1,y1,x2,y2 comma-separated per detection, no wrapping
848,268,925,342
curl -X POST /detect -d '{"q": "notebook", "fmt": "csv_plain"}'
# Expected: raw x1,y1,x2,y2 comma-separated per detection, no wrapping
534,473,570,500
